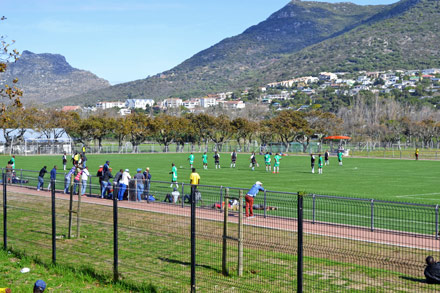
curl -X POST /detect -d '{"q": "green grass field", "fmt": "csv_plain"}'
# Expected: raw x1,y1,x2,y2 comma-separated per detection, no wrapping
2,152,439,204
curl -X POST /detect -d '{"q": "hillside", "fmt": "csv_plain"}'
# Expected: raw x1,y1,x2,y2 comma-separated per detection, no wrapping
0,50,110,104
261,0,440,80
62,0,383,105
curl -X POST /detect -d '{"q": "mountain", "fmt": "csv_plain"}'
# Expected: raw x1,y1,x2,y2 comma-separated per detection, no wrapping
62,0,383,105
261,0,440,81
0,50,110,104
65,0,440,106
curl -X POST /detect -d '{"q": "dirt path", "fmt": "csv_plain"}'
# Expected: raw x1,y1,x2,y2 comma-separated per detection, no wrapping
5,185,439,252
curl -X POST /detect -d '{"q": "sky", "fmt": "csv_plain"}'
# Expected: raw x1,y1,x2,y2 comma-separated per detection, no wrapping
2,0,398,85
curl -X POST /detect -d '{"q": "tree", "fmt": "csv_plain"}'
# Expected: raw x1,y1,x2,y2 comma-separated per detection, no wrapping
305,111,342,152
206,114,233,152
269,110,309,153
84,115,113,153
150,114,181,152
0,106,35,147
187,113,212,151
0,16,22,110
231,117,255,151
112,117,130,153
126,113,152,152
257,120,274,151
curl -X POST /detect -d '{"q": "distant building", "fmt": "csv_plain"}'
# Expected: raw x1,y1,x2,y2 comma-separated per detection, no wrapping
319,72,338,81
126,99,155,109
163,98,183,108
61,106,81,112
182,98,200,109
119,108,132,116
199,97,217,108
96,101,125,109
222,100,245,109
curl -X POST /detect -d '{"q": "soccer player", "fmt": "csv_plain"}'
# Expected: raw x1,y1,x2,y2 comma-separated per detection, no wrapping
202,152,208,169
415,148,419,160
231,150,237,168
318,154,323,174
273,153,281,173
338,150,343,166
264,152,271,172
169,163,178,188
324,150,329,166
213,151,221,169
188,152,195,168
250,152,257,171
310,154,316,174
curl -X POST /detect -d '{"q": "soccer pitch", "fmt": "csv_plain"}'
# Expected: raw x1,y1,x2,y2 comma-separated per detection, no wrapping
2,152,439,204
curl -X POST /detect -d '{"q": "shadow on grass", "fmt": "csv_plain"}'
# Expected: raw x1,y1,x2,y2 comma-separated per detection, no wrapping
399,276,428,283
159,257,222,273
7,248,158,292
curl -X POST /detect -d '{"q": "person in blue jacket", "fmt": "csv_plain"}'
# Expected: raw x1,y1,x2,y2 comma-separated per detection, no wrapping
245,181,264,218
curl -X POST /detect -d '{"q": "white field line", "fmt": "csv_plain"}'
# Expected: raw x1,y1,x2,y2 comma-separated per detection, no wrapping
395,193,440,198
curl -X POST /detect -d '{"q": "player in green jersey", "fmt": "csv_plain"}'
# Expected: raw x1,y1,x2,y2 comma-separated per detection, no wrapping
318,154,323,174
338,151,343,166
188,153,194,168
169,163,178,188
202,152,208,169
264,152,271,172
273,153,281,173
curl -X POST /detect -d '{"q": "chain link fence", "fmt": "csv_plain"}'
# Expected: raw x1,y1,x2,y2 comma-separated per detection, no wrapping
1,170,439,291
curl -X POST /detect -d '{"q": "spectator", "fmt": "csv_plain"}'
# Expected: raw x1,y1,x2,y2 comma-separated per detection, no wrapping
171,187,180,203
245,181,264,218
62,152,67,171
80,166,90,196
134,168,145,202
113,169,123,200
103,160,110,174
101,166,114,199
143,167,151,198
37,166,47,191
118,169,131,201
64,166,76,193
33,279,46,292
189,168,200,185
47,165,57,191
425,256,440,284
81,153,87,168
73,152,80,165
73,167,82,195
96,165,104,190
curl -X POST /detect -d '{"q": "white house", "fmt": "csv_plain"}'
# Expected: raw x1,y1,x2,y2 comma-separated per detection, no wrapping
319,72,338,81
222,100,245,109
182,99,200,109
199,97,217,108
125,99,155,109
96,101,125,109
163,98,183,108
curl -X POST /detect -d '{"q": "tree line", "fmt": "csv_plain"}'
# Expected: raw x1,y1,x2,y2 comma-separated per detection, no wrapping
2,101,440,152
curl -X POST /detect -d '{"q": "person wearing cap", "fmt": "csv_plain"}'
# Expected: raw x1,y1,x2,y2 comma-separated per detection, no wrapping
33,279,46,292
134,168,145,201
118,169,131,201
103,160,110,173
245,181,265,218
143,167,152,199
96,165,104,191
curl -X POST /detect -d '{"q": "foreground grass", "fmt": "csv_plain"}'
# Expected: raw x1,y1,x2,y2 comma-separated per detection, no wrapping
0,191,438,292
0,249,157,292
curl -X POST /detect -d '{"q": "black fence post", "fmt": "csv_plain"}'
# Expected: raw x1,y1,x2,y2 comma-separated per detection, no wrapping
3,173,7,250
113,188,119,282
370,199,375,232
89,176,92,196
51,179,56,264
219,186,223,213
190,185,196,293
181,183,185,208
297,192,304,293
312,194,316,224
20,169,23,188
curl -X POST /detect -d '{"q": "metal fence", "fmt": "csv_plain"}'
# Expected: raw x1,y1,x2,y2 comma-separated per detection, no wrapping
1,169,439,291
